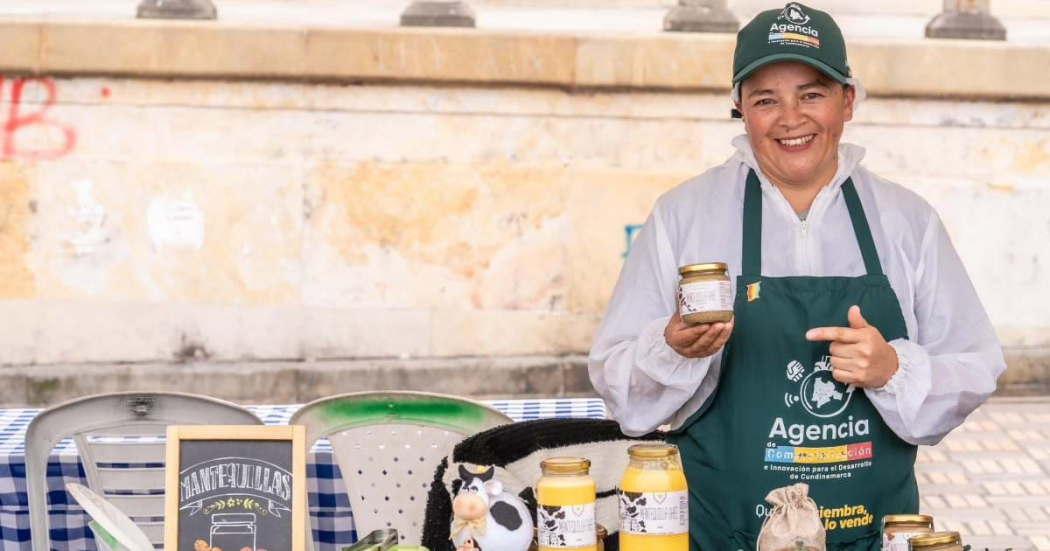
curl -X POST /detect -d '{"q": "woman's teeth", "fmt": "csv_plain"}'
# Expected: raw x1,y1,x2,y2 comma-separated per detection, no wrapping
778,135,814,147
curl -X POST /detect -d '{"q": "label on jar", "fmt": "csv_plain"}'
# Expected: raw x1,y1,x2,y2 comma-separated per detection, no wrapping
679,280,733,316
619,490,689,535
538,504,596,548
883,532,929,551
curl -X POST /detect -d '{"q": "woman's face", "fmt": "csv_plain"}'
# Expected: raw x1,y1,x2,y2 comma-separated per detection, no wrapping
738,61,855,190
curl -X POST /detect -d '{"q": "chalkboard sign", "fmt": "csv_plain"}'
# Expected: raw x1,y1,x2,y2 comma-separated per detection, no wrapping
164,425,306,551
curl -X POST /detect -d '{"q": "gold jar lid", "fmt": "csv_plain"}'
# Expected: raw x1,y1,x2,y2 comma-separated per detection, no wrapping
541,457,591,475
678,263,728,276
909,532,961,548
628,443,680,459
883,514,934,526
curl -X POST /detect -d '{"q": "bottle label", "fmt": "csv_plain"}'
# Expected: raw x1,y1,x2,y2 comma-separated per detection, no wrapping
538,503,597,548
883,532,928,551
619,490,689,536
679,280,733,316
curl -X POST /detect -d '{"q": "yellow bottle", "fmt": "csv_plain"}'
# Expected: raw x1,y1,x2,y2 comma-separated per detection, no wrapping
537,458,597,551
618,443,689,551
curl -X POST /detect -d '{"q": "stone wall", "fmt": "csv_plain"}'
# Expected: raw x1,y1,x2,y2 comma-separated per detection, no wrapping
0,21,1046,404
459,0,1050,17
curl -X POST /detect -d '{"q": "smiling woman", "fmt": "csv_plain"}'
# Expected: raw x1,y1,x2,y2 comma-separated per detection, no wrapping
738,63,855,213
588,2,1006,550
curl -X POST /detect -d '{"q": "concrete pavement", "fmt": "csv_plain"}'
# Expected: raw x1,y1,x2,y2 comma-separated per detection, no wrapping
920,397,1050,550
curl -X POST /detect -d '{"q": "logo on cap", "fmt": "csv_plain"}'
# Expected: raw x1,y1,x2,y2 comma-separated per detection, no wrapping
778,3,811,25
768,2,820,48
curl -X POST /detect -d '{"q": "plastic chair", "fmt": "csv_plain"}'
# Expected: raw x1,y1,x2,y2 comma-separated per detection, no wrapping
290,391,513,549
26,391,262,551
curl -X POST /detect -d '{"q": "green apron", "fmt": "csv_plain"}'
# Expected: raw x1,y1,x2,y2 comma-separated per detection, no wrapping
668,170,918,551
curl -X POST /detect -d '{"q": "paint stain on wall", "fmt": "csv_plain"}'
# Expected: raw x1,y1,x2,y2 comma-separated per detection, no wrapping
1013,138,1050,175
0,162,36,298
315,160,564,277
310,160,570,309
66,180,108,256
147,192,205,251
1,77,77,161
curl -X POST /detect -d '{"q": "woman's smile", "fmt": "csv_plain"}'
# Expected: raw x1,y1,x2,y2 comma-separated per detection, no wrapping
775,133,816,150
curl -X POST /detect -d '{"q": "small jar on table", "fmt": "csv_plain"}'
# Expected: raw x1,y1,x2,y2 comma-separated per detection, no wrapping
908,531,965,551
882,514,934,550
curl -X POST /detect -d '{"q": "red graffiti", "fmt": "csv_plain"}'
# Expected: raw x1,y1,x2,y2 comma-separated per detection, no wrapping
1,77,77,160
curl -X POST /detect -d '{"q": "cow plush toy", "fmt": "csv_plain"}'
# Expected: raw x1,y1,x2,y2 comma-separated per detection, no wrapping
423,419,665,551
450,465,532,551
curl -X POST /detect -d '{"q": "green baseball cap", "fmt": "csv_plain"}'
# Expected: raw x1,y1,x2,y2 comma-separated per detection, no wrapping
732,2,851,86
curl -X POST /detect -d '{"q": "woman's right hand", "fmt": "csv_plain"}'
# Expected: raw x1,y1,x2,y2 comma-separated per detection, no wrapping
663,311,734,359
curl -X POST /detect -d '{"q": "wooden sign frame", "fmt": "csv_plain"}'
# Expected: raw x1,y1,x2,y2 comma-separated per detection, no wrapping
164,425,307,551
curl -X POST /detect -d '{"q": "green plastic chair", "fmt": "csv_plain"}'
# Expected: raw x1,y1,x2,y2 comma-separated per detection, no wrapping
290,391,513,549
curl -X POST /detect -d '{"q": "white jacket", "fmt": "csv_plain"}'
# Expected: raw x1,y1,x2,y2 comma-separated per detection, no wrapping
589,135,1006,444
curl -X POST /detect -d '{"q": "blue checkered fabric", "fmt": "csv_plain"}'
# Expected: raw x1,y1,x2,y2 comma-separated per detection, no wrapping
0,398,605,550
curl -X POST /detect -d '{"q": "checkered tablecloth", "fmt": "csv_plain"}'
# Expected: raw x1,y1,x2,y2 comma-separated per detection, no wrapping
0,398,606,550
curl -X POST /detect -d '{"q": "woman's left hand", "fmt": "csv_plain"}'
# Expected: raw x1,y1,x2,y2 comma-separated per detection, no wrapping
805,305,899,388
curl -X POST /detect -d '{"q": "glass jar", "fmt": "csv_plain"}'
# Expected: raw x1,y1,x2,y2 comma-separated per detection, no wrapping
537,458,597,551
678,263,733,324
618,444,688,551
908,531,964,551
882,514,934,551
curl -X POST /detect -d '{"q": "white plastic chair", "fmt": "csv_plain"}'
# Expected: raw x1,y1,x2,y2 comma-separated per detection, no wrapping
26,391,262,551
290,391,513,549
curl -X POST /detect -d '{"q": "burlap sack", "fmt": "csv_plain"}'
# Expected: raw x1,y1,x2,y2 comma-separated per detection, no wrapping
756,483,826,551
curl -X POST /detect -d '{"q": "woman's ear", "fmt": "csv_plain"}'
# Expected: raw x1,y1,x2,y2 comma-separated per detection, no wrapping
843,84,856,122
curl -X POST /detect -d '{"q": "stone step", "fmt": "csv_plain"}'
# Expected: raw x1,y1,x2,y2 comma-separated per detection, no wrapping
1,346,1046,407
0,355,595,407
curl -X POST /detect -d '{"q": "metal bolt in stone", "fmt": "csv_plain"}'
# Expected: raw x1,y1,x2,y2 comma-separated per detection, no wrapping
401,1,476,28
664,0,739,33
137,0,217,20
925,0,1006,40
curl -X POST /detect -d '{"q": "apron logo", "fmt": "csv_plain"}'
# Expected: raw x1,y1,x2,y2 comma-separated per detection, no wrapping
746,282,761,302
783,356,855,418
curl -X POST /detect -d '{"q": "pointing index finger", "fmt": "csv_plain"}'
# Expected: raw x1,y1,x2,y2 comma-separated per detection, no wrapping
806,326,864,343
